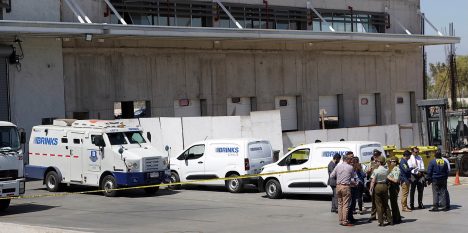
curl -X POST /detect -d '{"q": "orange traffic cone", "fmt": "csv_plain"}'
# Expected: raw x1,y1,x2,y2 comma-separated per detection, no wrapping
454,171,461,186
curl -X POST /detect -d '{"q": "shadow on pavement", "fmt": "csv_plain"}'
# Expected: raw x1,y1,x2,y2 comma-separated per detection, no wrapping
0,203,57,216
259,193,331,201
181,184,260,193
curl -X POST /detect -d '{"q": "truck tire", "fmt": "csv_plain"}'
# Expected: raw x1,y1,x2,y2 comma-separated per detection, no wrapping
265,179,282,199
0,199,11,211
144,187,160,195
169,171,181,190
462,155,468,177
45,171,61,192
101,175,118,197
225,174,244,193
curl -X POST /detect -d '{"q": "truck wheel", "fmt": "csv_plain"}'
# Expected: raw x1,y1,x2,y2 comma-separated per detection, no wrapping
462,155,468,176
265,179,282,199
225,174,244,193
144,187,160,196
45,171,61,192
169,171,181,190
0,199,11,211
101,175,118,197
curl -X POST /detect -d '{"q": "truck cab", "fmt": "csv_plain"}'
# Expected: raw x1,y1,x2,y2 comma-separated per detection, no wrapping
26,119,170,197
0,121,26,210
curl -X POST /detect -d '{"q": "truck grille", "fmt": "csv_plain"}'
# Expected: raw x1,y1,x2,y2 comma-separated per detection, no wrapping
144,157,162,172
0,170,18,181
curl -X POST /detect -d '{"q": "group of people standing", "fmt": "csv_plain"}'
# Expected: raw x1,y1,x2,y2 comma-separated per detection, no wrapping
328,147,451,227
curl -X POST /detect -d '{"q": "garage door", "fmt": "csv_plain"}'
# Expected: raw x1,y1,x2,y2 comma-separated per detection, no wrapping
0,57,9,121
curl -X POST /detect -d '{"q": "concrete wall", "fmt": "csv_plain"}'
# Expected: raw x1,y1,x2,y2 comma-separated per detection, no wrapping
3,0,60,21
283,123,422,152
8,38,65,144
62,39,423,131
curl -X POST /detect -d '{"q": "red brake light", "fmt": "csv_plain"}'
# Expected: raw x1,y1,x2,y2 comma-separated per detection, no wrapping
244,158,250,171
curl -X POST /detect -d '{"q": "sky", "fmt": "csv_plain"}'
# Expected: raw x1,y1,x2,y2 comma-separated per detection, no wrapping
421,0,468,66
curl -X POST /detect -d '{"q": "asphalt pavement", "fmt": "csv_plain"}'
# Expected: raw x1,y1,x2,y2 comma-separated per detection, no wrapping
0,178,467,233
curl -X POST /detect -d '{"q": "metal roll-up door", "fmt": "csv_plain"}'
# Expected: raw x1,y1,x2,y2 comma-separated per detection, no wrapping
0,57,9,121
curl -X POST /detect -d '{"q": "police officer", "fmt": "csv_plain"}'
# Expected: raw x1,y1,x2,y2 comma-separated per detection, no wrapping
367,149,383,222
399,150,412,212
426,151,449,212
328,153,341,213
370,156,392,227
387,156,402,224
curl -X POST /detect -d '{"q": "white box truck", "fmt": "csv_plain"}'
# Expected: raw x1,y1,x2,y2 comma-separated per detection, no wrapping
0,121,26,210
170,138,273,193
258,141,384,199
26,119,170,197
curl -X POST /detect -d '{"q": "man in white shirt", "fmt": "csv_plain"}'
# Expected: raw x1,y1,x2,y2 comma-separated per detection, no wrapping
408,147,425,209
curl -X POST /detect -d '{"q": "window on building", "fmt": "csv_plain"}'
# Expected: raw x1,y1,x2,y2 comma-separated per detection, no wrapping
319,95,340,129
114,100,151,119
108,1,389,33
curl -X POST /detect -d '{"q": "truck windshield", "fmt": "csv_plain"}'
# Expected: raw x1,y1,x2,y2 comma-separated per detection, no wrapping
106,131,146,145
0,126,20,151
107,133,128,145
124,132,146,144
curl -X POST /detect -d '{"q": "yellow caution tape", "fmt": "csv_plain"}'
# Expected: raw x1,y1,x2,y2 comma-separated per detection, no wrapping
0,162,371,201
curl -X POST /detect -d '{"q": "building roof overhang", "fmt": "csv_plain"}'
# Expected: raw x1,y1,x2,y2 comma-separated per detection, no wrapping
0,20,460,46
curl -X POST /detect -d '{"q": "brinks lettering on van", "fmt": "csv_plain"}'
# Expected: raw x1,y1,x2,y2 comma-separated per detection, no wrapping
362,151,373,157
322,151,347,157
250,147,263,151
34,137,59,146
215,147,239,153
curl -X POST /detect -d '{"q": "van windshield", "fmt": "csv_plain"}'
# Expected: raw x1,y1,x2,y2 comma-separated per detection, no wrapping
106,131,146,145
0,126,20,151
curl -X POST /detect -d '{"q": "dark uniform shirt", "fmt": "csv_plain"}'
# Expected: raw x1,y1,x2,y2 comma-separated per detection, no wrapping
399,158,412,183
328,160,337,187
426,158,449,181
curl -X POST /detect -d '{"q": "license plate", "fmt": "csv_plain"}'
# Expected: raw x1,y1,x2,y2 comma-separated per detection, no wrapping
149,172,159,178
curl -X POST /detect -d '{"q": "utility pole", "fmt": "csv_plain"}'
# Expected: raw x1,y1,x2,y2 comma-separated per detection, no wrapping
448,22,458,110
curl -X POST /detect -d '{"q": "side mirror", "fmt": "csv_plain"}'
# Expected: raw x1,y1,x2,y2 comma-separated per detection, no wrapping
20,132,27,144
165,145,170,151
94,135,106,147
147,132,152,142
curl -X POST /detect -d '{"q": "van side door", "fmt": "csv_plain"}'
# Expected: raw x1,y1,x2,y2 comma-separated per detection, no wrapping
178,144,206,181
67,132,84,183
81,134,103,186
278,148,311,193
310,148,349,194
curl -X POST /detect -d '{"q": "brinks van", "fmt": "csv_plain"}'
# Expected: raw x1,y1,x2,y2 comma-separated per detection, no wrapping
169,138,273,193
26,119,170,197
258,141,384,199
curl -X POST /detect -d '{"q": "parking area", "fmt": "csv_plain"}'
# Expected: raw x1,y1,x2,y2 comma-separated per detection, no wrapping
1,179,467,233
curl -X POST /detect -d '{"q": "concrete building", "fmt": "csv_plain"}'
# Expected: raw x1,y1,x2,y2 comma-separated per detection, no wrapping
0,0,460,136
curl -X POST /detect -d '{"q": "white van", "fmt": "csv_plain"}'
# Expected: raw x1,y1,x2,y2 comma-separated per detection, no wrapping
170,138,273,193
26,119,170,197
258,141,384,199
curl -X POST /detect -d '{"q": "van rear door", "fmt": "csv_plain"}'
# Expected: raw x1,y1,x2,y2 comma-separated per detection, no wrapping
247,141,273,174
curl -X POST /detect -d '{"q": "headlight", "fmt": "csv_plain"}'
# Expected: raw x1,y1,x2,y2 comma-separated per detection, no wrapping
126,161,139,170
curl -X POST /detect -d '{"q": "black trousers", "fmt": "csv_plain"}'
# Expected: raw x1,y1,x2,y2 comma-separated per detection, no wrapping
432,179,447,209
410,174,425,207
331,186,338,211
